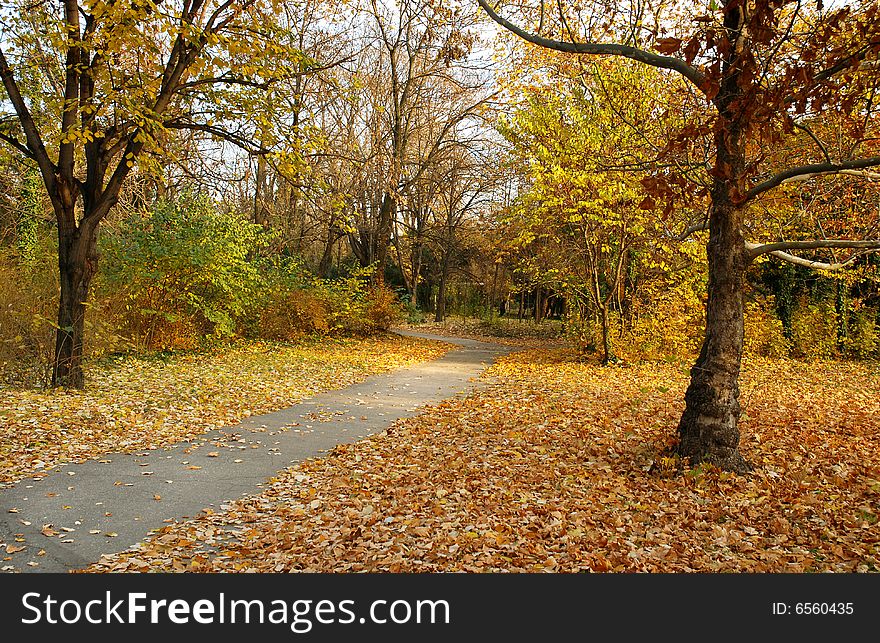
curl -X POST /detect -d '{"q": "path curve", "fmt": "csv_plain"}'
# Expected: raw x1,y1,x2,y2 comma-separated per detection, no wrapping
0,332,510,573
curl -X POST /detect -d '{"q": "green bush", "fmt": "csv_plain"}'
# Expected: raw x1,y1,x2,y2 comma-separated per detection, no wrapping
101,194,272,349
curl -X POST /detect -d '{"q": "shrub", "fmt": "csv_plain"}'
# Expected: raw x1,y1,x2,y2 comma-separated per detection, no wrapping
320,272,403,334
845,306,878,359
250,261,403,339
790,296,838,359
363,284,404,332
0,248,57,386
399,292,426,324
100,194,272,349
744,297,790,358
253,261,332,340
625,290,703,362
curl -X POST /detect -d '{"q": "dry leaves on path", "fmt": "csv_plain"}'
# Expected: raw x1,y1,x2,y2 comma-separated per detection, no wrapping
0,334,450,487
86,350,880,573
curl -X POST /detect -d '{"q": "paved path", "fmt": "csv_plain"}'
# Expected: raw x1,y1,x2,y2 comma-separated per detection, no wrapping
0,332,509,573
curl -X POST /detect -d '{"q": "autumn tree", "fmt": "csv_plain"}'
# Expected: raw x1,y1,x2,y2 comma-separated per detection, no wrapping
0,0,300,387
498,58,700,363
336,0,491,281
479,0,880,471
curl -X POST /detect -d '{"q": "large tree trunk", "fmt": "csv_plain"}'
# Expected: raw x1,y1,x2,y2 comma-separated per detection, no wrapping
675,200,749,472
675,126,750,472
53,219,98,388
675,12,753,472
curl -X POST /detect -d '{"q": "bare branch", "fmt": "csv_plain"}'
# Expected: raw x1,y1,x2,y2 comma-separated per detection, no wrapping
671,221,709,241
746,244,874,271
164,119,272,156
792,121,831,163
666,225,880,271
179,75,272,91
0,130,36,160
743,156,880,201
812,42,880,84
747,239,880,259
476,0,706,90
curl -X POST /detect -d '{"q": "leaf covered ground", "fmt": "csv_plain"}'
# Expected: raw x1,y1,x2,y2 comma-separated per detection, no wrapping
0,335,450,487
86,349,880,572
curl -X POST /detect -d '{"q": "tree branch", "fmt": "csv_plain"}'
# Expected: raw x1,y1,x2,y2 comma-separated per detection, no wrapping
746,245,875,271
59,0,82,180
743,156,880,201
0,130,36,160
0,47,56,188
476,0,706,89
747,239,880,259
792,120,830,163
179,74,272,91
164,119,271,155
670,221,709,241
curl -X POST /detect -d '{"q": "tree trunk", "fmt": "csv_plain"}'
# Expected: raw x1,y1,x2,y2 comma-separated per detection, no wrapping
412,244,423,305
675,57,751,472
374,191,395,283
317,236,336,278
599,303,614,365
675,189,750,473
836,280,848,351
52,220,98,388
434,255,450,322
534,287,543,322
253,154,270,228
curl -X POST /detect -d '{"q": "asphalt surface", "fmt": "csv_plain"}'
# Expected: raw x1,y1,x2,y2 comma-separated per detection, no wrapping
0,331,510,573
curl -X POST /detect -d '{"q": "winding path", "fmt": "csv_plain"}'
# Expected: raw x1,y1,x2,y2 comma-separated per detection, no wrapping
0,332,509,573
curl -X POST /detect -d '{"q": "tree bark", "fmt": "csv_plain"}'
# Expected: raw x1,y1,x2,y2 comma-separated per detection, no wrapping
599,303,614,365
674,2,753,473
374,191,395,283
434,254,450,322
675,200,750,471
675,115,751,472
52,217,98,388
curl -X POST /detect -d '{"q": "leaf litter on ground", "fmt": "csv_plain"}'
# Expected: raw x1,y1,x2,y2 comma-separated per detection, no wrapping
0,334,450,487
85,348,880,573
